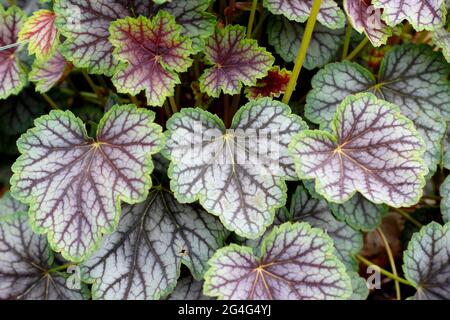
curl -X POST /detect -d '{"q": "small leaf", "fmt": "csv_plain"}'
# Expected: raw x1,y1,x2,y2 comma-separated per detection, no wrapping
372,0,447,31
29,50,70,93
245,66,291,99
0,5,26,99
199,25,274,97
432,28,450,63
440,176,450,223
163,98,307,238
348,271,369,300
0,193,89,300
268,16,344,70
263,0,345,29
18,9,58,59
110,12,192,107
343,0,392,46
445,124,450,170
204,222,352,300
403,221,450,299
168,276,212,300
10,105,163,262
290,93,428,207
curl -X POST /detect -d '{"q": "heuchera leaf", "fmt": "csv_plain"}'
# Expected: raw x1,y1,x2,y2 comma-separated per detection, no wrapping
263,0,345,29
305,45,450,176
440,176,450,223
199,25,274,97
403,221,450,299
445,124,450,169
372,0,447,31
0,193,89,300
343,0,392,46
245,66,291,99
268,16,344,70
0,5,26,100
110,12,193,107
432,28,450,63
290,93,428,207
204,222,352,300
168,276,212,300
163,98,307,238
29,50,70,93
10,105,163,262
348,271,370,300
80,187,227,300
18,9,58,59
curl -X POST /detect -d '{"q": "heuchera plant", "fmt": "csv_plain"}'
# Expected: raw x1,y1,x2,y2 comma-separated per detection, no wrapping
0,0,450,301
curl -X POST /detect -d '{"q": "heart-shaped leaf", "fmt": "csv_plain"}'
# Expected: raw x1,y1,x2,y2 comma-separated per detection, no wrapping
263,0,345,29
163,98,307,238
403,221,450,299
18,9,58,59
343,0,392,46
441,176,450,223
372,0,447,31
168,276,211,300
81,186,227,300
0,5,26,100
110,12,193,107
0,193,89,300
348,271,369,300
199,25,274,97
10,104,163,262
268,16,344,70
204,222,352,300
29,50,70,93
245,66,291,99
290,93,428,207
445,125,450,169
433,28,450,63
305,45,450,176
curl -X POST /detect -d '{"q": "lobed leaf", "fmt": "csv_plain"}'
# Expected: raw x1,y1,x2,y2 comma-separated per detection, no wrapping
29,50,69,93
348,271,369,300
290,93,428,207
10,105,163,262
204,222,352,300
445,124,450,169
245,66,291,99
432,28,450,63
441,176,450,223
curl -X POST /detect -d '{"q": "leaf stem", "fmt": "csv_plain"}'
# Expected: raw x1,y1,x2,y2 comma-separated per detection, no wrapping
377,227,401,300
282,0,322,104
356,255,414,287
345,37,369,61
251,11,267,38
47,263,73,274
169,96,178,114
247,0,259,38
392,207,423,228
341,22,353,60
41,93,59,110
81,70,103,101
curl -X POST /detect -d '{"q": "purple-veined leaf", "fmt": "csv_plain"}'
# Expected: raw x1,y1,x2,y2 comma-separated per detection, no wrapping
0,193,89,300
0,5,26,100
290,93,428,207
268,16,344,70
372,0,447,31
29,50,70,93
163,98,307,239
110,12,193,107
305,45,450,177
204,222,352,300
245,66,291,99
403,221,450,299
168,276,212,300
343,0,392,46
263,0,346,29
10,105,163,262
441,176,450,223
80,186,227,300
18,9,58,59
445,124,450,169
432,28,450,63
199,25,274,97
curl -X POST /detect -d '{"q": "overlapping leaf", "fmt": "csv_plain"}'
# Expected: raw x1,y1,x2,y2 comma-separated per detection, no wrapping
199,25,274,97
305,45,450,176
403,221,450,299
81,187,227,300
445,124,450,169
18,9,58,59
433,28,450,62
0,5,26,99
110,12,192,107
290,93,428,207
10,105,163,262
29,50,69,93
441,176,450,223
204,222,352,300
268,16,344,70
343,0,392,46
0,193,89,300
245,66,291,99
372,0,447,31
348,271,369,300
263,0,345,29
163,98,307,238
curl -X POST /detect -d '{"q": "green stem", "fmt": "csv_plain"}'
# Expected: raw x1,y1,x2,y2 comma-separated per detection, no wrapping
356,255,414,287
59,88,103,105
341,22,353,61
169,96,178,114
282,0,322,104
251,11,267,38
345,37,369,61
392,208,423,228
247,0,258,38
81,70,103,101
41,93,59,110
377,227,401,300
47,263,73,274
